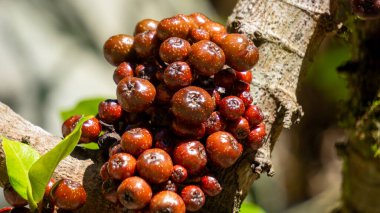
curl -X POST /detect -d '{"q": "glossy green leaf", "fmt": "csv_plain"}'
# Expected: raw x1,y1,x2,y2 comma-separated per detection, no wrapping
77,142,100,150
28,115,91,203
27,184,37,211
240,202,266,213
60,97,106,121
1,137,40,200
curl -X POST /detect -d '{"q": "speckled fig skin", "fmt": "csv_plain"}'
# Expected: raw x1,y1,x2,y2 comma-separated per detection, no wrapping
50,179,87,211
200,175,222,196
247,122,266,150
235,70,253,83
171,118,206,139
199,21,227,40
180,185,205,212
171,86,215,125
159,37,191,63
173,140,207,175
80,117,102,143
227,116,250,140
62,115,81,137
206,131,243,168
237,91,253,107
121,128,153,157
62,115,102,143
136,148,173,184
205,111,226,135
189,28,210,43
157,16,190,40
98,99,123,124
174,14,197,31
171,165,188,183
163,62,193,90
134,18,159,35
212,32,228,48
116,76,156,113
218,33,259,71
149,191,186,213
113,62,135,84
133,30,159,59
107,153,136,180
117,176,152,210
103,34,135,66
188,12,210,27
188,40,225,76
219,96,245,121
244,105,264,127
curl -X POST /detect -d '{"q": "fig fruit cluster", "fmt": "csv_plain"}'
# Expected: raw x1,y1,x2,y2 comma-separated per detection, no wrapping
3,178,86,212
60,12,266,212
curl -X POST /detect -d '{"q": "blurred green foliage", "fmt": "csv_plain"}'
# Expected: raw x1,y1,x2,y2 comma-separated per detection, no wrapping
60,97,106,121
305,39,351,101
240,202,266,213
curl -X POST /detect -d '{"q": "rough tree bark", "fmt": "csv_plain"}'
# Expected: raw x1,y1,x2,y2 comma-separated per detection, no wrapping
0,0,359,212
338,18,380,213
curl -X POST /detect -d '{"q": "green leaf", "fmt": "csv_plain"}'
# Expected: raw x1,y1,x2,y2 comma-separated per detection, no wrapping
240,202,266,213
1,137,40,200
60,97,106,121
77,142,100,150
28,115,91,203
27,184,37,211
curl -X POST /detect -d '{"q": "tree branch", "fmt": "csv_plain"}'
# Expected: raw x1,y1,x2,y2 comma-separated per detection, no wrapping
0,102,115,212
340,19,380,213
0,0,341,212
206,1,336,211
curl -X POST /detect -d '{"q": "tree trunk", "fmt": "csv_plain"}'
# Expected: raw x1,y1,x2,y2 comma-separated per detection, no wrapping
338,18,380,213
0,0,356,212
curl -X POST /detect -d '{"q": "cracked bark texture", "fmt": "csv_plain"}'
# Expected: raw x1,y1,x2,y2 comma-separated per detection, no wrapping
0,0,342,212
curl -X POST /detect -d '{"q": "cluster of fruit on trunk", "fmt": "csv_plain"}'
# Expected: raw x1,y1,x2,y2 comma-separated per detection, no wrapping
3,12,266,213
